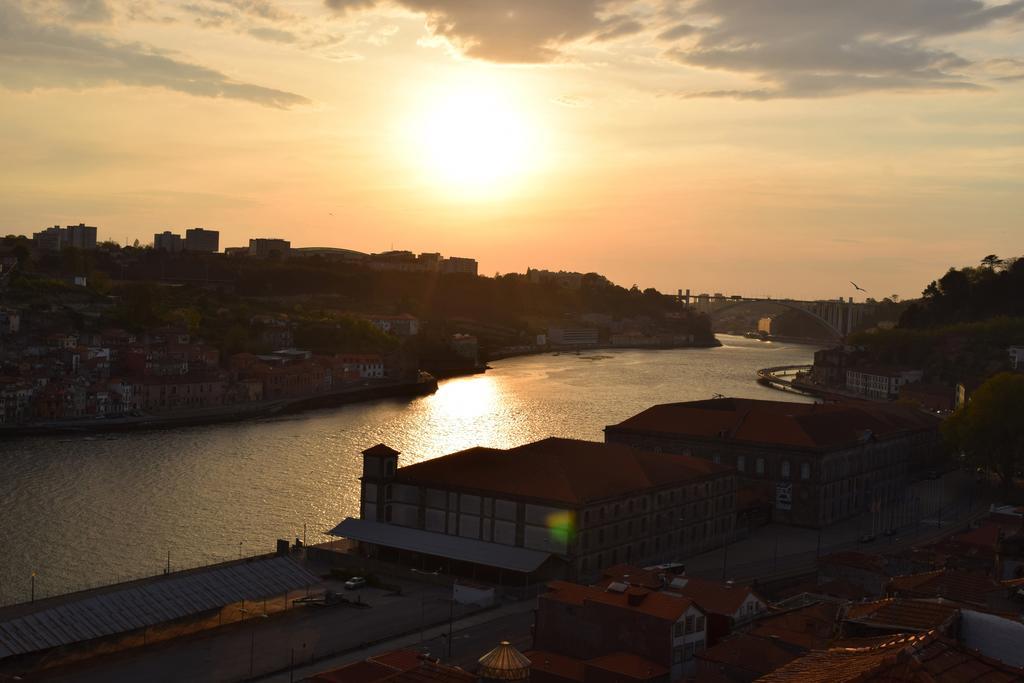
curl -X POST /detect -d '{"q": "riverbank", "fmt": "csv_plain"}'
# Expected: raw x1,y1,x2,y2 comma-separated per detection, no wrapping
0,376,439,437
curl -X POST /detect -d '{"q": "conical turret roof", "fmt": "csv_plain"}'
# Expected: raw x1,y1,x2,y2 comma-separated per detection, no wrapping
478,641,531,680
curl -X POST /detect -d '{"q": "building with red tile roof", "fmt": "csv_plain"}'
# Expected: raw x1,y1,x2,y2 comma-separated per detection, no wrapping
843,598,959,636
755,631,1024,682
605,398,942,527
307,651,473,683
888,569,1005,608
598,565,767,645
697,632,806,682
535,580,708,681
332,438,737,583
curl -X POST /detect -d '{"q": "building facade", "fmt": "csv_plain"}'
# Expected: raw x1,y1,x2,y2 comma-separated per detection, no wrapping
535,580,709,679
845,367,924,400
154,231,184,252
331,438,736,582
605,398,942,528
184,228,219,253
248,238,291,258
548,328,600,347
32,224,97,251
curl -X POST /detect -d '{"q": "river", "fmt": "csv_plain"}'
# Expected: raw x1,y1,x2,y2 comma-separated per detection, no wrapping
0,335,818,605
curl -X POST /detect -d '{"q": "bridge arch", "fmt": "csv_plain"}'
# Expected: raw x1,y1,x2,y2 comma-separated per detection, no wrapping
697,299,846,340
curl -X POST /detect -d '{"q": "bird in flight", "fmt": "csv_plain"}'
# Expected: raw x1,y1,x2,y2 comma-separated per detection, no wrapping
850,281,867,292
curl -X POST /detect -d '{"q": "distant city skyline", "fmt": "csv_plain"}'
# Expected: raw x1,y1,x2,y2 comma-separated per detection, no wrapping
2,0,1022,300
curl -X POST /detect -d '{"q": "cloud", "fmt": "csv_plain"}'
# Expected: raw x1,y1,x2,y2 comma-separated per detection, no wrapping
0,0,309,108
210,0,292,22
248,26,298,43
325,0,616,62
62,0,113,23
592,16,644,42
656,22,697,41
670,0,1024,98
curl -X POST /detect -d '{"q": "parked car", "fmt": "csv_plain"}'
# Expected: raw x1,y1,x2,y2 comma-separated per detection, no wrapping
344,576,367,590
857,533,877,544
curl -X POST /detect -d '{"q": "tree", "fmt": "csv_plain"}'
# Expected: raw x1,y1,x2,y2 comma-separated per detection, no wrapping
945,372,1024,491
980,254,1004,270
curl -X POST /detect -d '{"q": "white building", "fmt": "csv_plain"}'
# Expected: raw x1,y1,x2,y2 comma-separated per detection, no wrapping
846,367,924,400
548,327,600,347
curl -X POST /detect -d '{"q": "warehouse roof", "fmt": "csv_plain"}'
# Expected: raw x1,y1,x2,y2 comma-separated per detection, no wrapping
607,398,939,452
0,556,318,660
393,437,730,506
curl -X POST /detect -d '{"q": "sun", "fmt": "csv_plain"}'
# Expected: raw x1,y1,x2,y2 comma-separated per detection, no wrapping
406,80,542,199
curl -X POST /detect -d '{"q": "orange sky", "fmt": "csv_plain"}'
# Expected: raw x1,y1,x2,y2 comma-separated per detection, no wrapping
1,0,1022,300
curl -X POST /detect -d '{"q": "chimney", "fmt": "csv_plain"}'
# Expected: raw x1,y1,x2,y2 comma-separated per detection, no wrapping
627,589,647,606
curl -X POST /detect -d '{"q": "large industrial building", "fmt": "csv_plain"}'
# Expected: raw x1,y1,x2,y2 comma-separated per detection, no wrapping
605,398,942,528
330,438,736,583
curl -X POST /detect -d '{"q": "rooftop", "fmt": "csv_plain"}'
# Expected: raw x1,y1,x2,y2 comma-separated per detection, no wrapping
698,632,804,678
599,565,761,616
393,437,730,506
757,631,1024,682
844,598,959,632
889,569,1002,606
542,580,699,622
607,398,939,452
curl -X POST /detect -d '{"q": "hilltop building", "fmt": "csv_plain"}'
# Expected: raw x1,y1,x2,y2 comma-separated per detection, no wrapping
184,228,219,252
329,438,736,583
32,223,97,251
154,231,184,252
367,250,478,275
249,238,291,258
605,398,941,528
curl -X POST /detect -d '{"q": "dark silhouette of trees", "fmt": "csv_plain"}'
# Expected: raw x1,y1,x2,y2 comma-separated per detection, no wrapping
944,372,1024,491
900,255,1024,327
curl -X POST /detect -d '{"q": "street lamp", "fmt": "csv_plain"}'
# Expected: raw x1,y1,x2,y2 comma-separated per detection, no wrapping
239,608,269,677
411,568,455,660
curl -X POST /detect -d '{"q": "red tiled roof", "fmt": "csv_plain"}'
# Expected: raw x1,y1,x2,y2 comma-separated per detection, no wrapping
543,580,699,622
310,654,472,683
587,653,668,680
748,601,842,651
395,438,730,506
889,570,1002,606
756,631,1024,682
526,650,585,682
698,632,804,677
598,565,762,617
608,398,939,452
369,651,424,672
844,598,958,632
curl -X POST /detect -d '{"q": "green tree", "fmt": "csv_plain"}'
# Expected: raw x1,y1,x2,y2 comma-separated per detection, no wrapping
945,372,1024,491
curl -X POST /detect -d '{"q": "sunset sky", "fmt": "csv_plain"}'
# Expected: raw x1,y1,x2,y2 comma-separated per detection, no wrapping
1,0,1022,300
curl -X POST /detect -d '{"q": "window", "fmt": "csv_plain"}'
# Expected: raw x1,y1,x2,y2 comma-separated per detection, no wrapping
712,454,721,464
685,615,695,633
386,461,395,477
756,458,765,475
801,463,811,480
696,615,705,631
781,461,791,479
673,622,684,637
737,455,745,472
672,646,684,664
684,642,696,660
